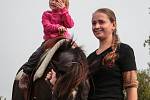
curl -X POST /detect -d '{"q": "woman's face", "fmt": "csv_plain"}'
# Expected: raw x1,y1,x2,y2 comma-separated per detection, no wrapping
92,12,115,40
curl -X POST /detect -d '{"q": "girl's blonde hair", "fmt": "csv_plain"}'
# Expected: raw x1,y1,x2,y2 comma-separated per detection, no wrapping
63,0,69,8
94,8,120,67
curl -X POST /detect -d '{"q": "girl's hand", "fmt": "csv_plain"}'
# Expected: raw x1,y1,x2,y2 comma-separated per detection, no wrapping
55,0,65,9
45,69,57,86
58,26,66,35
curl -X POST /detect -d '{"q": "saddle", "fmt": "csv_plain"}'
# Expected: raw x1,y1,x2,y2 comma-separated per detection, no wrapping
15,36,67,81
43,36,66,50
33,37,67,81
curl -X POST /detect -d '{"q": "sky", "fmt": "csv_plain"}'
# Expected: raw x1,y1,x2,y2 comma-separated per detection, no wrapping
0,0,150,99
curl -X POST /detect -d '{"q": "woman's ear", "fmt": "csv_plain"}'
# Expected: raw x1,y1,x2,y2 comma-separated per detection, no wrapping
112,21,116,30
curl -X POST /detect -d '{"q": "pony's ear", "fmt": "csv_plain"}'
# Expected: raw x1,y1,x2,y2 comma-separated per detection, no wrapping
71,41,78,49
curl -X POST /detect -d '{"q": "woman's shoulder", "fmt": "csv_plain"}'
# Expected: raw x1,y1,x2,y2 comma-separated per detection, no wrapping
117,43,135,57
117,43,137,71
119,43,132,49
118,43,134,52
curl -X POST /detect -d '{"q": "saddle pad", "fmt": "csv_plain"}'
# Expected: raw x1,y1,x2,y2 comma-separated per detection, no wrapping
33,39,66,81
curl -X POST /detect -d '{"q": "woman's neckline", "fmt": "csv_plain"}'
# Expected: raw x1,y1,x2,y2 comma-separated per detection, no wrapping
95,46,112,56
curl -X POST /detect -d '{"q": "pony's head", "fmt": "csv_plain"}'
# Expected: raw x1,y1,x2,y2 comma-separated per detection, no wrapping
50,39,89,100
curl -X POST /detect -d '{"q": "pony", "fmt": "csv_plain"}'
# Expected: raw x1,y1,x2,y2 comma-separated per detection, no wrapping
12,38,89,100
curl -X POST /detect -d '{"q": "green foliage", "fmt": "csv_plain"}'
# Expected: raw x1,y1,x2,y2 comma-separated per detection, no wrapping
138,35,150,99
137,67,150,100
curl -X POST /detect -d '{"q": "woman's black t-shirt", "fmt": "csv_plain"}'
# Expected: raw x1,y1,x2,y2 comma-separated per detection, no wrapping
87,43,137,100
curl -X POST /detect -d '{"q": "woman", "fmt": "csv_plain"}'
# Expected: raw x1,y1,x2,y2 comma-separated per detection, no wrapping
87,8,138,100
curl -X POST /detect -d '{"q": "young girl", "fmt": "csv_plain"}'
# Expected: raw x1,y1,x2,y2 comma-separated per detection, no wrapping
19,0,74,92
42,0,74,40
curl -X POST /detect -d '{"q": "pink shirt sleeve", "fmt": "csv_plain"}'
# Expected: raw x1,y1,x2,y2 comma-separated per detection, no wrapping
42,11,60,33
60,7,74,28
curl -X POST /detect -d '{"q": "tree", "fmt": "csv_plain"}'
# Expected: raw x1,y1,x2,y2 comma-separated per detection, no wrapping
137,67,150,100
137,35,150,100
143,35,150,55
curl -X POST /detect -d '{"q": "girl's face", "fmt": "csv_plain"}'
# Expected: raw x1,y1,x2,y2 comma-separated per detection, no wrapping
92,12,115,40
49,0,65,10
49,0,58,10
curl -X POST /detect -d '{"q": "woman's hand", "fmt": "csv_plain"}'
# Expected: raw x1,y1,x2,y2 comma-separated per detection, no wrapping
45,69,57,86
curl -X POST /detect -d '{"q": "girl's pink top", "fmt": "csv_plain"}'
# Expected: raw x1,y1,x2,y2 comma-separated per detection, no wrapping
42,7,74,41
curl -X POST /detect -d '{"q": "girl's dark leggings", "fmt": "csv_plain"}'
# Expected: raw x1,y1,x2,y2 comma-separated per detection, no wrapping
22,42,45,75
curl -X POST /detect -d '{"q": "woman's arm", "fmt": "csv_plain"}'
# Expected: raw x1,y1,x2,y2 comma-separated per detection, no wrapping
45,69,57,86
126,87,138,100
123,70,138,100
